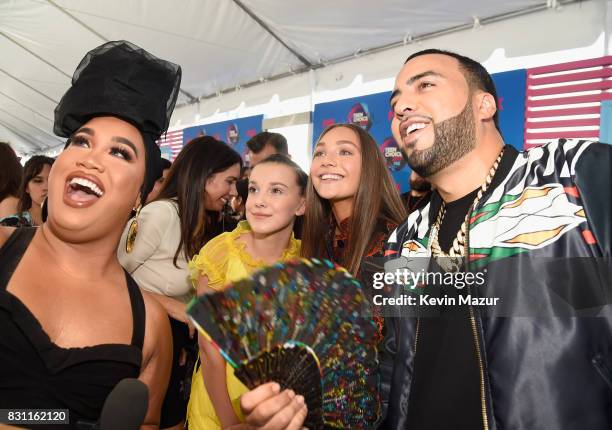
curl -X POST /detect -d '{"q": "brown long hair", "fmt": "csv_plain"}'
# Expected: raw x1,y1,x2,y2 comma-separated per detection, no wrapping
255,154,307,194
301,123,406,276
0,142,23,202
156,136,242,265
18,156,54,212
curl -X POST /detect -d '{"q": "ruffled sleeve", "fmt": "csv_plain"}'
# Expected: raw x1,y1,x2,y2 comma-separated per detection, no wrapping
189,233,231,291
282,236,301,260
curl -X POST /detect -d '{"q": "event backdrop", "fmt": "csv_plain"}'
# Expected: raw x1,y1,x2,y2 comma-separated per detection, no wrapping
182,115,264,161
312,70,526,193
493,69,527,149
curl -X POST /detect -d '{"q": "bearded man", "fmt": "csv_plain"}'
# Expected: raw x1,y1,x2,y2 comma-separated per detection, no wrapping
381,49,612,430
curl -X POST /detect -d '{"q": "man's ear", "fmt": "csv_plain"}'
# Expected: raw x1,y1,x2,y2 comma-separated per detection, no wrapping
295,197,306,217
476,92,497,122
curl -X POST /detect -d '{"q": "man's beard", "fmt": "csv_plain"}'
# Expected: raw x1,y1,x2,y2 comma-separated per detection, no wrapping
401,98,476,178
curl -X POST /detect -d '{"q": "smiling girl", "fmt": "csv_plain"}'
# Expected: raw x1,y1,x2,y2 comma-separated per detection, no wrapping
301,123,406,422
303,123,406,340
187,154,306,430
302,123,406,285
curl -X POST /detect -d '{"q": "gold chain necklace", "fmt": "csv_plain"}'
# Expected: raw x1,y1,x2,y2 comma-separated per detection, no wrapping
429,148,504,272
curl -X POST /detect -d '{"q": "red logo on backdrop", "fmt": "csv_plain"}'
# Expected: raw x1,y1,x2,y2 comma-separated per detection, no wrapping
226,124,239,145
322,119,336,128
347,103,372,130
380,137,405,172
246,129,257,137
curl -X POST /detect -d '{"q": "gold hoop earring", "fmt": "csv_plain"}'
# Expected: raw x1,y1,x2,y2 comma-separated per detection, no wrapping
125,205,142,253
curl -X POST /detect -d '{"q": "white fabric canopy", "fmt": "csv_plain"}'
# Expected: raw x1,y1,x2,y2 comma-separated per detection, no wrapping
0,0,577,155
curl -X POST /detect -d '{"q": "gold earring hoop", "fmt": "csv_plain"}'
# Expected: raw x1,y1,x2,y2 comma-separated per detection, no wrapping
125,205,142,253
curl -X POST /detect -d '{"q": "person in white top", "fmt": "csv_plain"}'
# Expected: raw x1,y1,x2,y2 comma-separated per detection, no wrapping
118,136,242,430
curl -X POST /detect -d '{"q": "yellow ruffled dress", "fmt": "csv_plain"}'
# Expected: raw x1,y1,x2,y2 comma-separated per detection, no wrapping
186,221,301,430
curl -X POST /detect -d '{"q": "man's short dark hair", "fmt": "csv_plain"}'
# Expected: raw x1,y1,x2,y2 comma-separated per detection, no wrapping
405,49,500,130
246,131,288,155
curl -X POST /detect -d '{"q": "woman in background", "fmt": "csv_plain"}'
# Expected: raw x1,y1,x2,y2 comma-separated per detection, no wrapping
0,142,23,221
9,156,55,226
188,154,306,430
118,136,242,430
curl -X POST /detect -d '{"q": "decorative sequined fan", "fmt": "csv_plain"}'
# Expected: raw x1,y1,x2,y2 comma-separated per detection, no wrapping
187,258,380,429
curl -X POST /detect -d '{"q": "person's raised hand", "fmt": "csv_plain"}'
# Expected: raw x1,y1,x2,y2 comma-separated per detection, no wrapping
239,382,308,430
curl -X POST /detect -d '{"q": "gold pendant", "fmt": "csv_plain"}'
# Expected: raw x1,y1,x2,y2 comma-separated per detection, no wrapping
125,217,138,253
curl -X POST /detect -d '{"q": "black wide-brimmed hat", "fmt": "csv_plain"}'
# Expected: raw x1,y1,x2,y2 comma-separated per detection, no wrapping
54,40,182,204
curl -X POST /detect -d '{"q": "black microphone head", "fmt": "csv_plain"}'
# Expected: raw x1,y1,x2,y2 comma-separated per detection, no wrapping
99,378,149,430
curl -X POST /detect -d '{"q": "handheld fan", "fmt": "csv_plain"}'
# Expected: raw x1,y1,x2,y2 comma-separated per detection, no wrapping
187,258,380,429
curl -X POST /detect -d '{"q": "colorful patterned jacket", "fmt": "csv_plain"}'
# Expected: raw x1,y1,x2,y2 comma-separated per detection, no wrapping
380,139,612,429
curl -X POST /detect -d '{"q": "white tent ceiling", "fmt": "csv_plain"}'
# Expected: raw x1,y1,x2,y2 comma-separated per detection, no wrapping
0,0,580,155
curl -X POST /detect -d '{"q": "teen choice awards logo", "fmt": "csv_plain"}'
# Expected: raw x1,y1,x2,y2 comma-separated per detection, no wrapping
347,102,372,130
380,137,405,171
226,123,240,145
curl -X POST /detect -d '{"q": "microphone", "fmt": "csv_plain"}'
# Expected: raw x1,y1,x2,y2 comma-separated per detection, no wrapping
95,378,149,430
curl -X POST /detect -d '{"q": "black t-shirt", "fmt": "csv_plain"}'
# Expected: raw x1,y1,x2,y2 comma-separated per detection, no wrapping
404,188,484,430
